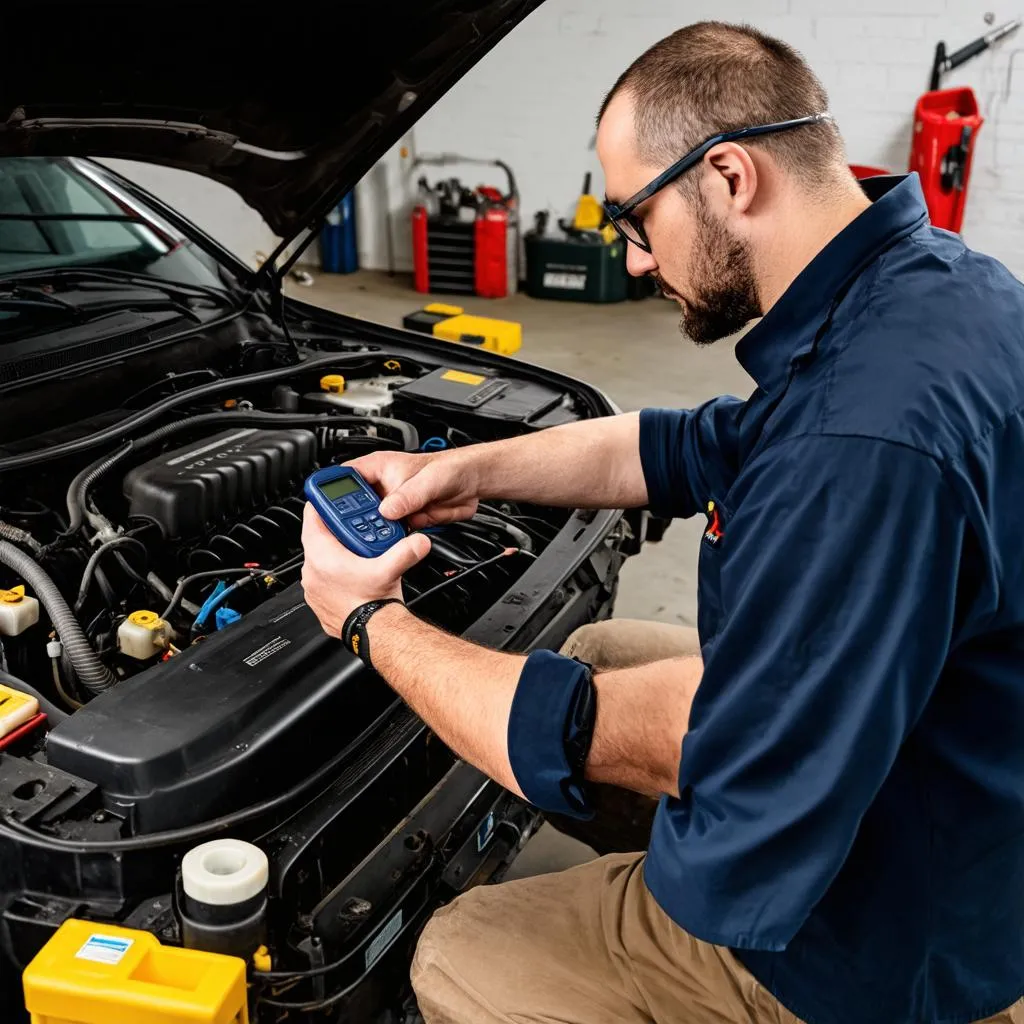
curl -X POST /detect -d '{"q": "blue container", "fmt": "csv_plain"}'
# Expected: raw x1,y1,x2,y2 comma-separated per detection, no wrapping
320,192,358,274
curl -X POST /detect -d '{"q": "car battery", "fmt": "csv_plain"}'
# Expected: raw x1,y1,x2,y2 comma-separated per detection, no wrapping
22,919,248,1024
524,229,628,303
394,367,574,431
403,303,522,356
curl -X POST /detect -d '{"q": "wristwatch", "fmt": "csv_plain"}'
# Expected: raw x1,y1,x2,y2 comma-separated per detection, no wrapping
341,599,404,669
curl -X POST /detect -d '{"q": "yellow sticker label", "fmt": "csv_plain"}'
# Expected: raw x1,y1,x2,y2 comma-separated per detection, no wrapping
441,369,485,386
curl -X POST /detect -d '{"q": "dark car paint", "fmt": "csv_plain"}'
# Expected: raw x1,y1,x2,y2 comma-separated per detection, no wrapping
0,2,546,240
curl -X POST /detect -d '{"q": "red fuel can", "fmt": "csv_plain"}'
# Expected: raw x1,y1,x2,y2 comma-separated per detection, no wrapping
909,87,983,233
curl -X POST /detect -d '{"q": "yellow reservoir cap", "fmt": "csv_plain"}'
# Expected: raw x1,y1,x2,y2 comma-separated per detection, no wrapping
0,584,25,604
127,610,162,630
320,373,346,394
23,919,249,1024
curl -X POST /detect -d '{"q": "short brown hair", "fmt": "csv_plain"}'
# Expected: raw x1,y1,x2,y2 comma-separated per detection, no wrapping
600,22,845,191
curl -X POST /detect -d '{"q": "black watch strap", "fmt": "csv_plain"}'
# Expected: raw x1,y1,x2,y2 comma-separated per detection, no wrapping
341,599,404,668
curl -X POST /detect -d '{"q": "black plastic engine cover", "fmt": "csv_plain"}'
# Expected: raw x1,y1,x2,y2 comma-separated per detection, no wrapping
123,427,317,537
45,585,400,832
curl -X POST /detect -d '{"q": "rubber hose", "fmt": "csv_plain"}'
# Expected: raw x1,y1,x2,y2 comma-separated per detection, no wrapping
66,411,420,537
0,352,412,472
0,521,43,557
0,543,115,693
0,670,69,724
65,447,131,536
74,536,148,614
421,534,491,567
471,514,534,553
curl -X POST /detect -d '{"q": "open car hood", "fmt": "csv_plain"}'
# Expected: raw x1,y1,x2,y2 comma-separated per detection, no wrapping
0,1,544,237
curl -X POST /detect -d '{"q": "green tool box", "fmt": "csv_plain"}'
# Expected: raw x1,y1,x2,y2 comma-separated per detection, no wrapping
524,232,629,303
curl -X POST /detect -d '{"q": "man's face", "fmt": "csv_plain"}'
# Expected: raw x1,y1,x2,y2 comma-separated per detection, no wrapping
597,92,762,345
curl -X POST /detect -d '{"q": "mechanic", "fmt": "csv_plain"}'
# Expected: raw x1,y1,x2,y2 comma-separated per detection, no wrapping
300,21,1024,1024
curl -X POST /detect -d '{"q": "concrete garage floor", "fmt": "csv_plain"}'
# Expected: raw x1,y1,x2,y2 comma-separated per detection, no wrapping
294,269,755,877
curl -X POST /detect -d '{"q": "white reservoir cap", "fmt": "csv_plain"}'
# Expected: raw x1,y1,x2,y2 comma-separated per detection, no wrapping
182,839,269,907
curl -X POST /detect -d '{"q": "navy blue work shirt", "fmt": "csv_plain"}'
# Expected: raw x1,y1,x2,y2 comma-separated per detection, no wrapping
507,174,1024,1024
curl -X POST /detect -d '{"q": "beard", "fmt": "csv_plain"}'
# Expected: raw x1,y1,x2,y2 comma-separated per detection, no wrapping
652,192,762,346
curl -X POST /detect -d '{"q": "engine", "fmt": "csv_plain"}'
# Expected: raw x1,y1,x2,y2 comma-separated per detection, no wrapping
122,428,316,541
0,358,581,834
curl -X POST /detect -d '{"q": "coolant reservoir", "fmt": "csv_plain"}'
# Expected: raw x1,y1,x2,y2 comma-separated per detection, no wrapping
117,611,173,660
305,374,405,416
0,585,39,637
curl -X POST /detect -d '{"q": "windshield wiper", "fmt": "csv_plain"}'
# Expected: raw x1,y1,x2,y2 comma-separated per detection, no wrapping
0,284,84,318
0,267,233,308
0,279,202,325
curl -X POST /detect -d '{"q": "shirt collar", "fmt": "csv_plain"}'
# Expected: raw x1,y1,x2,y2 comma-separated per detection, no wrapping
735,173,929,394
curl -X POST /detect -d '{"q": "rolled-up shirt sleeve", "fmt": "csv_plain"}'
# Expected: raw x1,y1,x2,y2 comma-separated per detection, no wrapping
506,650,595,819
643,434,969,950
639,397,747,519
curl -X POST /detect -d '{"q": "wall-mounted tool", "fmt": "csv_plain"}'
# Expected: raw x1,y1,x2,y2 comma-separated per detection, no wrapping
929,18,1021,91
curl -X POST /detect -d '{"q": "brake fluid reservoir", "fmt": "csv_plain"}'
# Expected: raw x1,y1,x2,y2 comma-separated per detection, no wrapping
0,585,39,637
117,611,173,660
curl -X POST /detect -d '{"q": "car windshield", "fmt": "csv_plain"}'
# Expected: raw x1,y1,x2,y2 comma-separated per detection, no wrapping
0,156,230,294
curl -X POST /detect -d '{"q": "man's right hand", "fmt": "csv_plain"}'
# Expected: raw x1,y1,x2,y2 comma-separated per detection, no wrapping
348,413,647,525
346,450,480,529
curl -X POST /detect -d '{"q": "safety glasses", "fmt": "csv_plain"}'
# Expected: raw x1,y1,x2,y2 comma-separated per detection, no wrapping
603,113,833,252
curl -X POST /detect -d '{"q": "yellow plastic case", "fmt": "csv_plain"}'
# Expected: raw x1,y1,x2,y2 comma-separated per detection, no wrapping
403,304,523,356
23,919,248,1024
430,312,522,356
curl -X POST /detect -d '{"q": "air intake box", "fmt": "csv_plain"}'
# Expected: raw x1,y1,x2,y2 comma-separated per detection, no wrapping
123,428,316,537
45,584,400,832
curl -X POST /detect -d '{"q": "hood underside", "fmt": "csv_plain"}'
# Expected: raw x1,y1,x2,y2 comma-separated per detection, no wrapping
0,1,544,236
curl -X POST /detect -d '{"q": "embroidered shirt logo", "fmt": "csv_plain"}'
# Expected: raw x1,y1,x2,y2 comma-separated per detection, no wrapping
704,500,724,546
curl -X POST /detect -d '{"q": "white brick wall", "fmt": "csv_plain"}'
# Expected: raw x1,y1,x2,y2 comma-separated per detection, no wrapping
359,0,1024,281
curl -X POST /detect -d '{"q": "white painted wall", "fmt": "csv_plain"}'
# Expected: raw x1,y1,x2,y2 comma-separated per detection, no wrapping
101,1,1024,280
358,0,1024,279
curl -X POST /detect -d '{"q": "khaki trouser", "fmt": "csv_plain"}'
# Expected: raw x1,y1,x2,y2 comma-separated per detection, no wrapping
411,619,1024,1024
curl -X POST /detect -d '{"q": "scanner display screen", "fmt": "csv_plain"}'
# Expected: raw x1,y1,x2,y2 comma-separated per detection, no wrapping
319,476,362,501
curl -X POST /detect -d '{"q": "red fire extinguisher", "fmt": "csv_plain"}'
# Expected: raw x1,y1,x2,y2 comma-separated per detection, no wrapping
909,87,983,234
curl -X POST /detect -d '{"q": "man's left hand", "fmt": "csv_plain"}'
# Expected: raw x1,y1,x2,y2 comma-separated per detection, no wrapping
300,503,432,637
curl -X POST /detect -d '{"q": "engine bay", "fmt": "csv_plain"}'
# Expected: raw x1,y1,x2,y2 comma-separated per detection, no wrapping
0,310,639,1021
0,332,593,830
